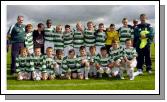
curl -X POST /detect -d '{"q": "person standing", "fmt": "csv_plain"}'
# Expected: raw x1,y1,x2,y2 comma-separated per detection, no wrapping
7,16,25,75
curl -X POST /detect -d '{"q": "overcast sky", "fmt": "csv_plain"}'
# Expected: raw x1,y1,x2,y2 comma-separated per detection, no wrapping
7,5,155,30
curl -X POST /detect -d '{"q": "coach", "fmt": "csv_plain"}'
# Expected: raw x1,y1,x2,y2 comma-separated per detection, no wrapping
7,16,25,75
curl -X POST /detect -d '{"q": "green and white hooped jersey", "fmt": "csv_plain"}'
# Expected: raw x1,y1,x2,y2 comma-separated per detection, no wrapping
42,55,56,72
109,46,124,62
88,53,97,63
16,55,34,72
44,27,55,42
63,32,73,47
123,47,137,60
25,32,34,52
55,56,64,66
62,56,80,71
84,29,95,47
31,54,44,70
77,54,90,67
95,54,112,67
53,32,64,50
119,26,133,45
73,30,84,48
95,32,106,46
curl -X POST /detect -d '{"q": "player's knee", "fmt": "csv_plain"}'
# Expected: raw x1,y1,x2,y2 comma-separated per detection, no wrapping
72,73,77,79
42,73,48,80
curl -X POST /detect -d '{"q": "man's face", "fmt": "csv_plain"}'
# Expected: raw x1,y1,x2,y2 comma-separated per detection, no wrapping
87,23,93,30
125,40,132,48
101,50,107,56
35,48,41,56
122,20,128,26
65,27,71,33
140,15,147,23
46,49,53,56
17,17,24,25
47,21,52,28
99,25,104,32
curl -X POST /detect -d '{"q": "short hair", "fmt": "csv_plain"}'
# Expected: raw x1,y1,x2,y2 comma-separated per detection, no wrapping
65,24,70,29
112,40,119,44
125,38,132,43
20,47,28,54
89,45,96,50
110,24,115,27
87,21,93,25
79,46,86,51
46,19,52,24
122,18,128,21
34,47,41,50
46,47,53,51
99,23,104,27
25,24,33,32
69,49,75,54
100,46,107,51
37,23,44,28
140,13,146,17
56,49,63,54
17,15,24,19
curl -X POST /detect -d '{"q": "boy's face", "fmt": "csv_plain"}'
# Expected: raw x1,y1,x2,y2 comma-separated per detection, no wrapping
101,50,107,56
122,20,128,26
140,15,147,23
21,50,28,57
56,52,63,59
125,40,132,48
65,27,71,33
76,23,82,31
90,48,96,55
35,48,41,56
110,26,115,32
112,42,119,49
87,23,93,30
56,26,62,33
98,25,104,32
47,21,52,28
27,27,32,33
80,49,86,56
46,49,53,56
38,25,44,31
69,52,75,59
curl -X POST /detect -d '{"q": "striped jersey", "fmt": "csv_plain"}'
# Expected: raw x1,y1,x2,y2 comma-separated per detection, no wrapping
25,32,34,53
95,31,106,46
109,46,124,62
15,55,34,72
63,32,73,47
44,27,55,42
31,54,44,70
73,30,84,48
95,54,112,67
84,29,95,47
55,56,64,66
87,53,97,63
53,32,64,50
42,55,56,73
77,54,90,67
123,47,137,60
62,56,80,71
118,25,133,45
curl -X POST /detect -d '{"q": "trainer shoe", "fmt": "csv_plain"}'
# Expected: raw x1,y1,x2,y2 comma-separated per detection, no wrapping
130,76,134,80
108,74,112,78
148,70,152,74
85,77,89,80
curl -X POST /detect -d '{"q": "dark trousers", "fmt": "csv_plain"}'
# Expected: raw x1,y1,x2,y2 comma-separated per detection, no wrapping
11,43,24,74
136,46,152,71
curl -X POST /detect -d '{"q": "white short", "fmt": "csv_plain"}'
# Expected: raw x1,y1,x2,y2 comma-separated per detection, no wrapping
98,67,111,74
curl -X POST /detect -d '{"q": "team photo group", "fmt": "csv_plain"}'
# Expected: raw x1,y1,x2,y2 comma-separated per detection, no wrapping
7,13,154,81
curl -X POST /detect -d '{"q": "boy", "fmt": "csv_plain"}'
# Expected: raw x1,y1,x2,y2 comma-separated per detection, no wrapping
63,25,73,57
31,47,44,80
55,49,64,77
73,22,84,55
95,46,112,78
53,25,64,52
88,46,97,77
95,23,107,54
77,46,90,80
134,14,154,74
109,40,124,78
118,18,133,48
62,49,80,79
105,24,119,53
44,19,55,53
15,48,34,80
25,24,34,54
84,21,96,52
42,47,58,80
120,39,137,80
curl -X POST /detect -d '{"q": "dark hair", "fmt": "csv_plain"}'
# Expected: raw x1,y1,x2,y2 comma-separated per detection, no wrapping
100,46,107,51
65,24,70,29
112,40,119,44
122,18,128,21
140,13,146,17
37,23,44,28
79,46,86,51
125,38,132,43
69,49,75,54
99,23,104,27
89,45,96,50
46,19,52,24
17,15,24,19
110,24,115,27
56,49,63,54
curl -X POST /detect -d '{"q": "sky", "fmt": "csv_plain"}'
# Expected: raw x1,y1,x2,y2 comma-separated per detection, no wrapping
7,5,155,30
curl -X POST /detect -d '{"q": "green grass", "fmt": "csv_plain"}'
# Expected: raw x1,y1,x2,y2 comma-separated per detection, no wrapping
7,44,155,90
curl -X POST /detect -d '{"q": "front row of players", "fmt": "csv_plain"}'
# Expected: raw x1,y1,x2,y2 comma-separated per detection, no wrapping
16,39,137,81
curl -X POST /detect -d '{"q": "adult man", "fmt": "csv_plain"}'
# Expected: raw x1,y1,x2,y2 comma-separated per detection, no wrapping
7,16,25,75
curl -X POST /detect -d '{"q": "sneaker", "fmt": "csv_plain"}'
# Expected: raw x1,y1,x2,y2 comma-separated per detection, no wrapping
85,77,89,80
130,76,134,80
133,70,143,77
99,74,102,78
120,76,125,80
148,70,152,74
108,74,112,78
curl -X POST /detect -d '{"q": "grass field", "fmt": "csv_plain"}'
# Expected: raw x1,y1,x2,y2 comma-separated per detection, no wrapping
7,44,155,90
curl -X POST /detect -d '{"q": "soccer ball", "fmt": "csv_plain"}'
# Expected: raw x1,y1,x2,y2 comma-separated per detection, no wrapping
36,76,41,81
